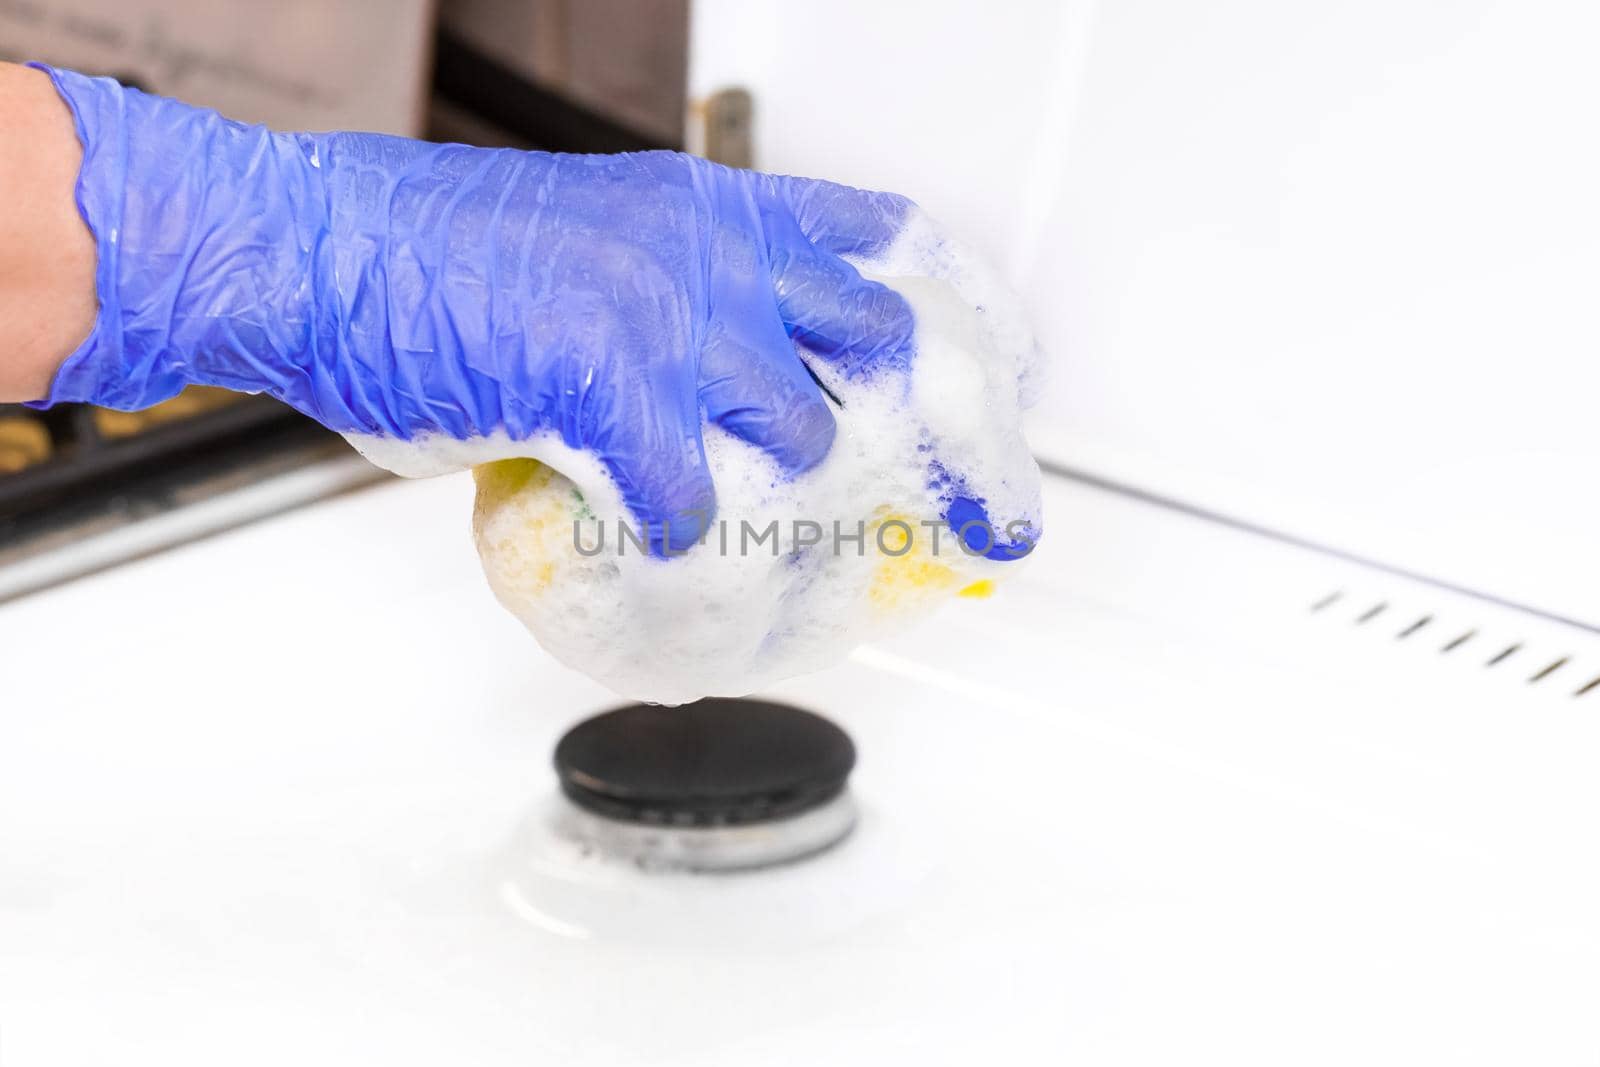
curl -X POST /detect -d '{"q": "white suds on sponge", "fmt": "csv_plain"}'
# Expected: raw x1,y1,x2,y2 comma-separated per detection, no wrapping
353,210,1043,705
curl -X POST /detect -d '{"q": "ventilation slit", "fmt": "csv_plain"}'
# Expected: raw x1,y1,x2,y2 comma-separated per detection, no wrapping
1576,676,1600,698
1310,591,1342,613
1486,643,1522,668
1397,615,1432,639
1528,657,1570,684
1441,630,1476,653
1356,602,1388,624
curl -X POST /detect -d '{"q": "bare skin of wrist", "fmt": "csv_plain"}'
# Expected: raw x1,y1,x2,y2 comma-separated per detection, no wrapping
0,62,97,403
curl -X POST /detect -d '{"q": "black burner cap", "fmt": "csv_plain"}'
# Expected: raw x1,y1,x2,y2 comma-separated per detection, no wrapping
554,698,856,827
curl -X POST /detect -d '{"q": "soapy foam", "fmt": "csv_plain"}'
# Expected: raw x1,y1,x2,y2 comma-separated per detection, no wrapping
350,209,1043,705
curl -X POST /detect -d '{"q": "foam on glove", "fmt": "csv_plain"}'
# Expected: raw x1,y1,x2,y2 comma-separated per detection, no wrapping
470,211,1043,705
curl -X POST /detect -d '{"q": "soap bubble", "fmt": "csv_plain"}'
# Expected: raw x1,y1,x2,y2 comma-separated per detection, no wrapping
470,209,1043,705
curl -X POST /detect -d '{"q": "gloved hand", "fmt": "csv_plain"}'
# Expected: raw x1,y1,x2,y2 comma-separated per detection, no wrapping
30,64,1032,557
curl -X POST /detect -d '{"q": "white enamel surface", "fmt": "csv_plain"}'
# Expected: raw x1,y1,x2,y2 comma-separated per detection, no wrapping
3,471,1598,1062
690,0,1600,626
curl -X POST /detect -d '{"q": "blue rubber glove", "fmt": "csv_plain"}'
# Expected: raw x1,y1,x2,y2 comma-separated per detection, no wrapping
31,65,1026,556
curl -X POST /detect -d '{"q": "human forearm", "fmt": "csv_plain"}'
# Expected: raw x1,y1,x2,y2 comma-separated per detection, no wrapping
0,62,96,402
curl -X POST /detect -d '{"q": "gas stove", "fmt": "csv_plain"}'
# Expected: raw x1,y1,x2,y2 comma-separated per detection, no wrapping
1,462,1594,1064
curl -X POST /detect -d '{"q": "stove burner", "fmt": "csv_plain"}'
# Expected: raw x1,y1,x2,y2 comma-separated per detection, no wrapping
554,698,856,828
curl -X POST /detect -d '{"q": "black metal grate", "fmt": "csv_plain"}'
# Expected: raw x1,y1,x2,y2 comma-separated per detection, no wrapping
0,397,335,549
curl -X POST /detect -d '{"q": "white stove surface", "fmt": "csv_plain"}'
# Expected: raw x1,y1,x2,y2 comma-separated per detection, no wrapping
2,468,1596,1064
